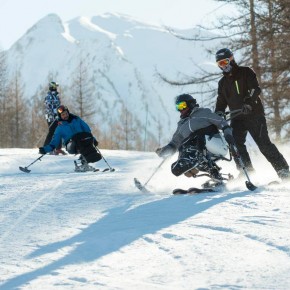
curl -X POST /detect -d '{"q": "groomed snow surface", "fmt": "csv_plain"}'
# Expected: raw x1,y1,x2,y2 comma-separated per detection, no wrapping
0,148,290,290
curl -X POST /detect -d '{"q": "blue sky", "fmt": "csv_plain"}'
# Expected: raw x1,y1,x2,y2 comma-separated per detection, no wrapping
0,0,232,49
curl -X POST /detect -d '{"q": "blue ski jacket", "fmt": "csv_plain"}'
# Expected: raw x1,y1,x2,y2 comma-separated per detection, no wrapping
43,114,91,153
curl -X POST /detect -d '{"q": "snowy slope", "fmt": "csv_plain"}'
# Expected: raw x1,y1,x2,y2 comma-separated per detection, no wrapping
1,148,290,289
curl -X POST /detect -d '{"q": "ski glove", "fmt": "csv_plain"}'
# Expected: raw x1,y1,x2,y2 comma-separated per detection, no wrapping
39,147,46,155
242,104,252,114
156,144,176,158
222,126,235,145
93,138,98,147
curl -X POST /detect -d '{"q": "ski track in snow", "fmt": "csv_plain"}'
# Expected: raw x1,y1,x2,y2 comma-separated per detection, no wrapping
0,148,290,290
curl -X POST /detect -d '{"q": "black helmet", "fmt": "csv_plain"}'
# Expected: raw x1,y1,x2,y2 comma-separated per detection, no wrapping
215,48,233,62
57,105,69,119
49,81,59,91
175,94,197,109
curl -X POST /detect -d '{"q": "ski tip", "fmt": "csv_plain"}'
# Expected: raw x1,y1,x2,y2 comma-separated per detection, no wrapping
246,181,257,191
134,178,150,193
19,166,30,173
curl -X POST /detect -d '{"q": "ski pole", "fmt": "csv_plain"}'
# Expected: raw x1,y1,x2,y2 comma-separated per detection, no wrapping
19,154,46,173
229,144,257,191
134,157,168,192
143,157,167,187
95,147,115,172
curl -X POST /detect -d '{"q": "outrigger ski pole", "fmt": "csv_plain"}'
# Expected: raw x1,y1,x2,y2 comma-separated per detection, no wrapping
230,144,257,191
95,147,115,172
19,154,46,173
134,157,168,192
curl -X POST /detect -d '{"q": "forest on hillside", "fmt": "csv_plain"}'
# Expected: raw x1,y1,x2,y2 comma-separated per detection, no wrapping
0,0,289,149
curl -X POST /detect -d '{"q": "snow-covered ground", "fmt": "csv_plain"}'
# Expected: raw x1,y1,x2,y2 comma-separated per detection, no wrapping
0,147,290,290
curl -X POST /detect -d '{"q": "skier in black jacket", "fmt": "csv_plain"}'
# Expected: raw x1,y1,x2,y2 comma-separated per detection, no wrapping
215,48,289,180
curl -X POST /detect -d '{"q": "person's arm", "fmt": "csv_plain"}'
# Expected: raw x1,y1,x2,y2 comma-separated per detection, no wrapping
244,68,261,105
215,80,228,114
42,126,62,153
156,126,179,157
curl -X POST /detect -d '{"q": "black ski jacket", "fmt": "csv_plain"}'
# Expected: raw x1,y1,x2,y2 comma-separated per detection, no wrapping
215,65,264,119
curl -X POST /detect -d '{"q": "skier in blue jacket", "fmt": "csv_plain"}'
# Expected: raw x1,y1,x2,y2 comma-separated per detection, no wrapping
39,105,101,172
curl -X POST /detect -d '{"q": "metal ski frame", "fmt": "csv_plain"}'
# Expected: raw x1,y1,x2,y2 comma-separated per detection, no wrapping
223,109,243,121
19,154,46,173
134,157,168,192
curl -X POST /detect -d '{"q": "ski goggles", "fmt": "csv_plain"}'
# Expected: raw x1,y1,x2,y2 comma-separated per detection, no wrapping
57,105,67,114
217,58,230,67
176,101,187,111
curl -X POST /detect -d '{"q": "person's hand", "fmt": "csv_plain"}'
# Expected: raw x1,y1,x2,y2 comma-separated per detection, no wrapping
222,127,235,145
39,147,46,155
155,144,175,157
93,138,98,147
242,104,252,114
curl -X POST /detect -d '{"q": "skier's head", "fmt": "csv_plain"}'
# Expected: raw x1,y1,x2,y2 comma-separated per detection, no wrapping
215,48,235,74
175,94,198,118
57,105,69,120
49,81,59,91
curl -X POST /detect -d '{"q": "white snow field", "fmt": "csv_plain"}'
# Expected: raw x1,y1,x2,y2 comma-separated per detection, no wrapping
0,147,290,290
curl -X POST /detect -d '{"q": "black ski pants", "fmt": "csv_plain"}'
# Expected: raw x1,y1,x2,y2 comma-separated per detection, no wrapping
231,115,288,173
43,120,61,149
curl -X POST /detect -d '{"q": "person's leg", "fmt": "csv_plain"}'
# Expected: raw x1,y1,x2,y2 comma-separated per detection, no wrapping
66,140,78,155
248,115,289,178
231,119,254,171
171,145,201,176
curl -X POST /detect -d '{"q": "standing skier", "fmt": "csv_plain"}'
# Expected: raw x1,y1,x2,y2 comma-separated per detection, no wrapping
43,81,66,155
214,48,289,180
39,105,101,172
156,94,235,184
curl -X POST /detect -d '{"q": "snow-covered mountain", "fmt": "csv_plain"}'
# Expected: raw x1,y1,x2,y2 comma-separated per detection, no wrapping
5,13,218,144
1,147,290,289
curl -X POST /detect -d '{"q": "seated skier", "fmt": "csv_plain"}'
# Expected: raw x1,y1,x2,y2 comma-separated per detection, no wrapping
156,94,235,187
39,105,102,172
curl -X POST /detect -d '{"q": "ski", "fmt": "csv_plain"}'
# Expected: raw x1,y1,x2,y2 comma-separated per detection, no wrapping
73,167,113,173
134,178,150,193
172,187,216,195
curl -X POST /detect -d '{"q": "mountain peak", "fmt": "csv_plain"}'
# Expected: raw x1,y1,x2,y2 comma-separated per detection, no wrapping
90,12,160,35
26,13,64,36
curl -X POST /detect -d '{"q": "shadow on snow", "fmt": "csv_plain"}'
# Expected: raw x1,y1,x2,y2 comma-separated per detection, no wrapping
1,189,254,289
